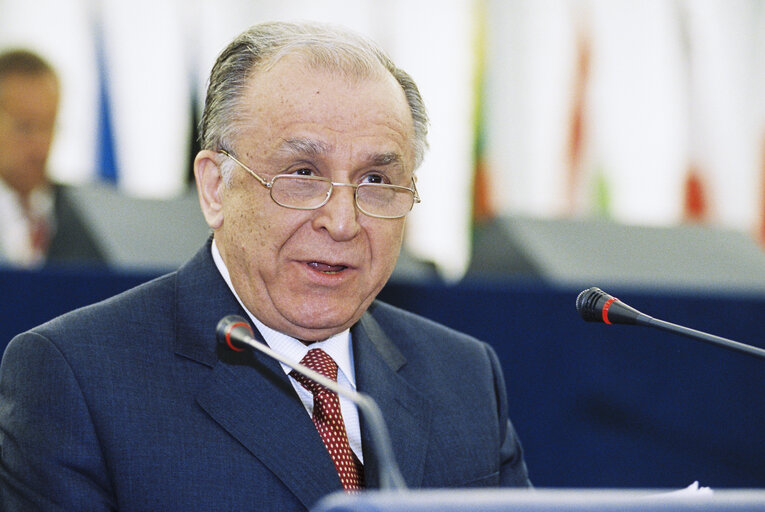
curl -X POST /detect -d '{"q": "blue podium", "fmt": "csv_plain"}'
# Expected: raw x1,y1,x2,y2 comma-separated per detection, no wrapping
311,489,765,512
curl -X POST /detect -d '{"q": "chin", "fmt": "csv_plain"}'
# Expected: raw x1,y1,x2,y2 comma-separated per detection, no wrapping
296,313,354,333
286,304,359,337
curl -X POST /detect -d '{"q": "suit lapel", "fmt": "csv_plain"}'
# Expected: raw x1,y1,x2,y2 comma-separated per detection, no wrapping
171,243,343,508
353,308,431,489
195,345,343,508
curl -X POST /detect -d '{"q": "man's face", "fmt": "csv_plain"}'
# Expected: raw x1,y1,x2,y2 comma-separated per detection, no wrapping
201,55,416,342
0,72,58,197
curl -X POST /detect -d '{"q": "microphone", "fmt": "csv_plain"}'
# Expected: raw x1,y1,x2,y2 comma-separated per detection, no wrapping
576,287,765,360
216,315,407,490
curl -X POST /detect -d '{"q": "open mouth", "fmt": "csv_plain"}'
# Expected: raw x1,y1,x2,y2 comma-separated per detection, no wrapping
307,261,348,274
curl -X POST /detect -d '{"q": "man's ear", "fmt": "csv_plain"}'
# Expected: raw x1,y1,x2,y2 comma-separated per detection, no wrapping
194,150,225,230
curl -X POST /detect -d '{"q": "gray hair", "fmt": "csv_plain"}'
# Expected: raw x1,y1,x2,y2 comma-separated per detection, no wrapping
199,21,429,182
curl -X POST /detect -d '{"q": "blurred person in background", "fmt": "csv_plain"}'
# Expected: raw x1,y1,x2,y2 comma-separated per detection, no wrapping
0,49,103,268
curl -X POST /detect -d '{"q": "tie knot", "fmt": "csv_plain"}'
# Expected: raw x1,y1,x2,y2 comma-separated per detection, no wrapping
291,348,338,396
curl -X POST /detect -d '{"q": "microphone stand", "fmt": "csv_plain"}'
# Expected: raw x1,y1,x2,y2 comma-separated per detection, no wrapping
637,315,765,360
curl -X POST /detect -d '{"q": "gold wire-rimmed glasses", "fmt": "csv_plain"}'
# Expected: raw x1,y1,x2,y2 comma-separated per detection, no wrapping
218,149,420,219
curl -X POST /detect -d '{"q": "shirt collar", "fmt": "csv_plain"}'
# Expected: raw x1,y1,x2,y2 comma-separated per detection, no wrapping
211,239,355,387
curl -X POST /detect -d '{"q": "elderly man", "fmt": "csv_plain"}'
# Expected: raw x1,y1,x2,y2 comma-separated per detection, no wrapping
0,22,530,511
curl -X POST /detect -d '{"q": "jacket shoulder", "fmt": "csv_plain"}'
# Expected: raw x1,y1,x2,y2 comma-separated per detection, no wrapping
25,271,178,345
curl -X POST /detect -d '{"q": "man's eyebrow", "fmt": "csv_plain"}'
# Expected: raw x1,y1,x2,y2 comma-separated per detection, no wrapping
367,152,403,167
276,138,403,167
276,138,331,157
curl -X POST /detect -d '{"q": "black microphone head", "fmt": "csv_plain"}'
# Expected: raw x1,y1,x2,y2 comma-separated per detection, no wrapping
576,287,611,322
576,287,646,325
216,315,254,352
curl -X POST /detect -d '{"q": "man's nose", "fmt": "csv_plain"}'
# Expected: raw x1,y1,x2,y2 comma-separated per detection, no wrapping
311,183,361,241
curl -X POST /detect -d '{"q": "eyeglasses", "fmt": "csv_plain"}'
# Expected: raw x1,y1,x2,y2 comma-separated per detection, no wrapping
218,149,420,219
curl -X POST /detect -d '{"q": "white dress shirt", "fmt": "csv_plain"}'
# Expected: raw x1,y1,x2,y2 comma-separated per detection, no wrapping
211,240,363,461
0,179,54,268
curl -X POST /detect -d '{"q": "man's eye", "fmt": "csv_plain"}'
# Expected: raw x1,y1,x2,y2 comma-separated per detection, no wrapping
361,173,387,185
293,168,316,177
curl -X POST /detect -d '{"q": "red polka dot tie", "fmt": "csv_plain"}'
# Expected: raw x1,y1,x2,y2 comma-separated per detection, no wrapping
290,348,365,492
28,214,50,256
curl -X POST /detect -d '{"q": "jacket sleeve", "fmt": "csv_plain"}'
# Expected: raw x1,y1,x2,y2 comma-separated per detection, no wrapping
0,332,116,511
484,342,532,487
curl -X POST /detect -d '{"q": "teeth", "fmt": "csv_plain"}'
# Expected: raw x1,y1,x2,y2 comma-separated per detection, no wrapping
308,262,346,273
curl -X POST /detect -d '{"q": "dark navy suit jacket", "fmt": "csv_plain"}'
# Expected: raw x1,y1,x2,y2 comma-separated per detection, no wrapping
0,242,530,511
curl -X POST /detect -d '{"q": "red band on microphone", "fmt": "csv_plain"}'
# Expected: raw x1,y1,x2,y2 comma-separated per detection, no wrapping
602,297,618,325
225,322,251,352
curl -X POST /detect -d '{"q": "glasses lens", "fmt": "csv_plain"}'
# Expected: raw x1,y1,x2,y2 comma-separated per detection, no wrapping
357,184,415,218
271,176,331,209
